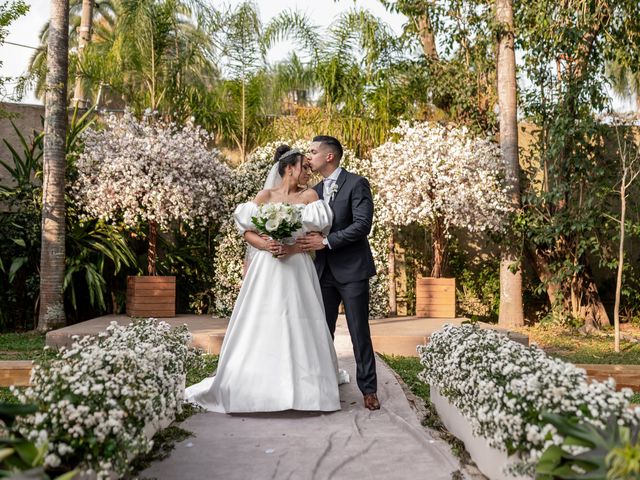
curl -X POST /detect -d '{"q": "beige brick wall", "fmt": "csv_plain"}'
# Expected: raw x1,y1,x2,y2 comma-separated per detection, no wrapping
0,102,45,188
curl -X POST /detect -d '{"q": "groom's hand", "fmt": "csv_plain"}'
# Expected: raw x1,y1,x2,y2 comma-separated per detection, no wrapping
297,232,326,252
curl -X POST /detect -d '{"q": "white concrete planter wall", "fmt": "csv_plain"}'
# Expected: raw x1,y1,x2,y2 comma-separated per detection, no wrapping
430,386,533,480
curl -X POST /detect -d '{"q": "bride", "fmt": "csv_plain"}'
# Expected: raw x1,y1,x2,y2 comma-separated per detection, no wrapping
185,145,343,413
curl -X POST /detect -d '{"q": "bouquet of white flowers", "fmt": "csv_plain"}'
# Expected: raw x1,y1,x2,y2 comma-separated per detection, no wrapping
251,203,303,244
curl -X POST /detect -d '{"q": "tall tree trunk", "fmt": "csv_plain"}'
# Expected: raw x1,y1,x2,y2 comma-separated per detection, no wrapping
38,0,70,331
574,263,609,331
496,0,524,328
614,177,625,352
148,220,158,276
72,0,93,108
388,230,397,316
526,246,562,307
416,12,438,60
431,216,446,278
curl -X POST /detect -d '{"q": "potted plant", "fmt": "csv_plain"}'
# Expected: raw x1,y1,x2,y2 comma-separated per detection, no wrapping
371,121,511,318
72,111,232,317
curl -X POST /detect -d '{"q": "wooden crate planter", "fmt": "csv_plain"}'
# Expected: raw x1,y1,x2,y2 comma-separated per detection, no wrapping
127,276,176,318
415,277,455,318
0,361,33,387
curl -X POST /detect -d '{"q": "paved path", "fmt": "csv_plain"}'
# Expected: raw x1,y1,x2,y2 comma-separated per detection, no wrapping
141,317,461,480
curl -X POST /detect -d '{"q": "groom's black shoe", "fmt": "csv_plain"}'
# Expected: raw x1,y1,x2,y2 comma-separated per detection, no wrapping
363,393,380,410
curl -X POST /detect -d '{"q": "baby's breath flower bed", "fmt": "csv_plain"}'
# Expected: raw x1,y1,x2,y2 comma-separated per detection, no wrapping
9,319,197,479
419,324,640,477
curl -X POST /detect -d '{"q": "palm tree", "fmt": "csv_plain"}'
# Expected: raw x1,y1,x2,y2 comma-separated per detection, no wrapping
28,0,219,116
217,1,265,159
496,0,524,327
27,0,117,99
72,0,94,108
38,0,70,331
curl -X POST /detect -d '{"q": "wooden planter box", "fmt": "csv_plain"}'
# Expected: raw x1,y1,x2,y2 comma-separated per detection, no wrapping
126,276,176,318
415,277,455,318
0,361,33,387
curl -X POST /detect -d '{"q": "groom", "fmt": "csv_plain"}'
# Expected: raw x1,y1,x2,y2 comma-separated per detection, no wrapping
299,135,380,411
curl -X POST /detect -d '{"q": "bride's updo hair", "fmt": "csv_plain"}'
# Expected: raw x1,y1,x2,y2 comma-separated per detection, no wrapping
274,144,304,177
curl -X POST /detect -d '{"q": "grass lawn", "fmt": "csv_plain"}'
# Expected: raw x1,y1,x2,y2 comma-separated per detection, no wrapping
525,324,640,365
0,331,46,360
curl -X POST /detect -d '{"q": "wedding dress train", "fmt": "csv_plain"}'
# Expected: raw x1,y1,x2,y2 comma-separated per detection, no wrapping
185,200,342,413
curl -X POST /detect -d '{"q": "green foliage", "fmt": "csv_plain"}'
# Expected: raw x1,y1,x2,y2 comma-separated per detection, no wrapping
380,0,499,132
447,237,500,322
0,109,136,328
185,354,217,387
515,0,640,327
156,223,219,314
536,413,640,480
0,402,77,479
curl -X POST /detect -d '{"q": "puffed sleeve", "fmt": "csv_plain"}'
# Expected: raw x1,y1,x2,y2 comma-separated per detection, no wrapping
233,202,259,234
302,200,334,235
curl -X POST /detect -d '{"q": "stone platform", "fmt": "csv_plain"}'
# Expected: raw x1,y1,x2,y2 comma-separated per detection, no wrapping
45,314,528,356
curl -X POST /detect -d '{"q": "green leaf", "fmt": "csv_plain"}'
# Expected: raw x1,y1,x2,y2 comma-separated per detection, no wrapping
12,441,39,466
8,257,27,283
0,448,14,463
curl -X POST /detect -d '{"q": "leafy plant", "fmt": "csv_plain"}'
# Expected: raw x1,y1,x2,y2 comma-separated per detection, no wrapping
0,402,77,479
0,107,137,328
536,412,640,480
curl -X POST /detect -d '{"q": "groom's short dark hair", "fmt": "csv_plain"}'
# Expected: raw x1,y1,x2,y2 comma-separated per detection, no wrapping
313,135,343,162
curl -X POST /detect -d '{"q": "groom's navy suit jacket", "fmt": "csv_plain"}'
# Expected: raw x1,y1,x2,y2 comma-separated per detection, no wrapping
313,169,377,284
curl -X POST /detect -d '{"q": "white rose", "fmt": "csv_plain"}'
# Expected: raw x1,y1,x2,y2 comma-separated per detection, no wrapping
265,219,279,232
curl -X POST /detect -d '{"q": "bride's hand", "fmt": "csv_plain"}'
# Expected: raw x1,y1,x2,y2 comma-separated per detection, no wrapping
275,243,300,259
264,238,283,256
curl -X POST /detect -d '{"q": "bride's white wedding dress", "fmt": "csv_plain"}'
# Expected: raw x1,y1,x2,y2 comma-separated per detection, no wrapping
185,200,342,413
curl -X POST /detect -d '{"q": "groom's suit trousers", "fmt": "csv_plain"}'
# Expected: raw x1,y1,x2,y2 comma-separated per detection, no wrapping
320,266,377,395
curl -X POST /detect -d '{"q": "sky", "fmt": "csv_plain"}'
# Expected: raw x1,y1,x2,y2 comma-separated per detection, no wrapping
0,0,635,111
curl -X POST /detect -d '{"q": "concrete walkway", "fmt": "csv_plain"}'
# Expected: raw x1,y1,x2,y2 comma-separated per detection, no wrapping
141,317,462,480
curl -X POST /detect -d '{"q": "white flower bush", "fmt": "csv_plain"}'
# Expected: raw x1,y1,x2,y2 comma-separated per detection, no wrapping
370,121,511,277
11,319,196,479
212,140,389,318
418,324,640,475
72,110,232,230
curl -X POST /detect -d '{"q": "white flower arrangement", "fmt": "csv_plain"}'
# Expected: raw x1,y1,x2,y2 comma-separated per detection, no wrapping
211,140,390,318
11,319,196,479
252,202,303,241
72,110,233,230
418,324,640,476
